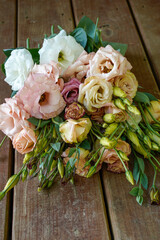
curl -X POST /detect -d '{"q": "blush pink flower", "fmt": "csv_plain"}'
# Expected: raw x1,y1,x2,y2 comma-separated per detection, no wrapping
61,78,80,104
15,72,66,120
87,45,132,81
0,98,31,139
63,50,95,82
107,160,128,173
13,127,37,154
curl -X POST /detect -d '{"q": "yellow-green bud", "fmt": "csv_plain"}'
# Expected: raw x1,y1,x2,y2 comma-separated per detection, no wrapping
86,166,96,178
123,98,131,106
103,113,115,123
50,160,57,171
127,130,140,147
58,159,64,178
151,142,159,151
114,98,126,110
42,179,49,189
22,168,28,182
4,174,20,193
137,128,144,137
23,152,34,164
143,135,152,149
145,129,160,145
38,187,42,192
150,188,160,205
29,165,37,176
100,137,117,149
105,123,118,135
34,138,47,155
113,86,127,98
102,123,108,128
52,126,57,138
118,151,129,161
127,105,141,115
132,143,148,158
0,191,5,201
70,177,74,184
47,180,53,188
125,170,134,185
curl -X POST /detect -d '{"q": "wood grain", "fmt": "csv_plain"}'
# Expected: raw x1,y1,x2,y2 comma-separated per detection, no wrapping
129,0,160,86
0,0,16,239
72,0,160,239
12,1,110,239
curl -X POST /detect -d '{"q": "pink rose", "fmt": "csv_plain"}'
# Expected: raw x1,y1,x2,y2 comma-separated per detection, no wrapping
32,61,64,91
0,98,31,139
13,127,37,154
104,102,128,122
61,78,80,104
15,72,66,119
87,45,132,81
63,51,95,82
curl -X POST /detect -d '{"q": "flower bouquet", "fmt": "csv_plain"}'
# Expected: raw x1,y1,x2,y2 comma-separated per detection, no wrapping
0,16,160,205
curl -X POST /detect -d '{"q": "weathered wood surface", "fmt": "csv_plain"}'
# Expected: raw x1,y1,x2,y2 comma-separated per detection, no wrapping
129,0,160,86
72,0,160,239
0,1,16,239
12,0,110,240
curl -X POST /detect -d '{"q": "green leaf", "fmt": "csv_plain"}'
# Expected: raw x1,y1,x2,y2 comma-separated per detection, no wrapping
137,157,145,173
143,92,158,101
129,187,139,196
141,173,148,190
54,116,63,124
1,63,5,74
134,91,150,104
70,28,87,48
79,139,91,150
133,159,140,183
50,142,61,152
138,188,144,196
11,91,18,98
69,157,77,168
47,33,57,39
102,41,128,56
27,117,50,127
136,195,143,206
77,16,96,39
68,148,76,158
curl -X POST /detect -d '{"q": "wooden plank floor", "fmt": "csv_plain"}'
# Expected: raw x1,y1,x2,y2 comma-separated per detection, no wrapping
0,0,160,239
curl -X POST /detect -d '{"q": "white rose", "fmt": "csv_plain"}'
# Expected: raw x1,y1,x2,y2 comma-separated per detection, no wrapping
39,30,84,73
4,49,34,91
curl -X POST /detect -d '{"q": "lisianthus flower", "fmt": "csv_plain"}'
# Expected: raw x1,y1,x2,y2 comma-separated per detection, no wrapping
104,102,128,122
78,76,113,112
13,127,37,154
107,160,128,173
144,100,160,123
61,78,80,104
87,107,105,123
4,49,34,91
63,50,95,82
62,147,90,177
39,30,84,73
114,70,138,99
87,45,132,81
15,72,66,119
0,98,31,139
59,118,92,144
64,102,85,120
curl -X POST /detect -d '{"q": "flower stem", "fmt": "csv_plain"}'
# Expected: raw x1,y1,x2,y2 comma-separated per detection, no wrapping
51,118,60,125
0,136,7,148
152,168,157,189
114,148,128,172
95,147,105,167
109,123,122,140
91,128,101,140
26,38,30,49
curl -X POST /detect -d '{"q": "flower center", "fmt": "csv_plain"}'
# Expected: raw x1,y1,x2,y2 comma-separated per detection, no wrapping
39,92,49,106
58,51,64,62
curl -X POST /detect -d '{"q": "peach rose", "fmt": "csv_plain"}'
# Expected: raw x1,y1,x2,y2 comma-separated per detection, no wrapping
13,127,37,154
15,72,66,120
78,76,113,112
0,98,31,139
63,50,95,82
62,147,90,177
87,45,132,81
114,70,138,99
144,100,160,123
104,102,128,122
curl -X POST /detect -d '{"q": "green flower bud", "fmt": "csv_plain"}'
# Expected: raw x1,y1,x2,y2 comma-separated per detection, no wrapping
102,123,108,128
50,160,57,171
137,128,144,137
47,180,54,188
127,105,141,115
22,168,28,182
100,137,117,149
4,174,20,193
127,130,140,147
0,191,5,201
29,165,37,176
114,99,126,110
151,142,159,151
52,126,57,138
132,143,148,158
118,151,129,161
150,187,160,205
113,86,127,98
145,129,160,145
86,166,96,178
122,98,131,106
37,187,42,192
42,179,49,189
103,113,115,123
105,123,118,135
143,135,152,149
70,177,74,184
23,152,34,164
34,138,47,155
125,170,134,185
58,159,64,178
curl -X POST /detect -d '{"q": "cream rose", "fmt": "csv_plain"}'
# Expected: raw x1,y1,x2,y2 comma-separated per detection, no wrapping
13,127,37,154
87,45,132,81
59,118,92,144
114,70,138,99
78,76,113,112
144,100,160,123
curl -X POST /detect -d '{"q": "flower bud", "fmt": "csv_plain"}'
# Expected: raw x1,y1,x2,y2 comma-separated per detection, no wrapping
125,170,134,185
41,179,49,189
127,105,141,115
113,86,127,98
29,165,37,176
143,135,152,149
50,160,57,171
137,128,144,137
100,137,117,149
23,152,34,164
58,159,64,178
118,151,129,161
150,187,160,205
47,180,53,188
151,142,159,151
22,168,28,182
123,98,131,106
132,143,148,158
145,129,160,145
0,191,5,201
105,123,118,135
86,166,97,178
52,126,57,138
70,177,74,184
38,187,42,192
114,99,125,110
127,130,140,147
34,138,47,155
4,174,20,193
103,113,115,123
102,123,108,128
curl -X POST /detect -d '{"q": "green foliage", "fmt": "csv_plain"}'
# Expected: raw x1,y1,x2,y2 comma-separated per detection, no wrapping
27,117,51,128
70,28,87,48
134,91,150,105
50,142,61,152
79,139,91,150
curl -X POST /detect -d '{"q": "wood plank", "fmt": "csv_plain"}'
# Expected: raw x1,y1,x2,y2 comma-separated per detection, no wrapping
72,0,160,239
129,0,160,87
12,1,111,239
0,1,16,239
